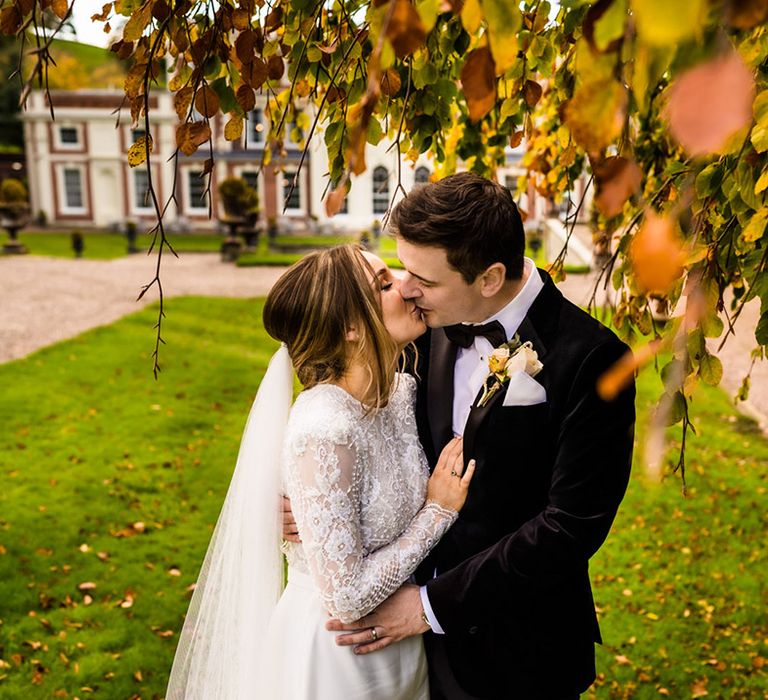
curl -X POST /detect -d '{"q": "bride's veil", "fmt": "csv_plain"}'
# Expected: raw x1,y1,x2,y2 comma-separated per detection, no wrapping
166,344,294,699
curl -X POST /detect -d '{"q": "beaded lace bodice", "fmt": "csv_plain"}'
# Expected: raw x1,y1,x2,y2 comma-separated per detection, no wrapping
281,373,457,623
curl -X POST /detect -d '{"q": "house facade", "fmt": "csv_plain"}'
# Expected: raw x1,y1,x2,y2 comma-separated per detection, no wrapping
21,88,551,233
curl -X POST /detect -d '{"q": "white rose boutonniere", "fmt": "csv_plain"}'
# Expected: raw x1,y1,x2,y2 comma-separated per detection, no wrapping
477,335,544,408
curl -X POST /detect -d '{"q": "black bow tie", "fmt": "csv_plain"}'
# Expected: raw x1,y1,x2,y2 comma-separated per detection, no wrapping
444,320,507,349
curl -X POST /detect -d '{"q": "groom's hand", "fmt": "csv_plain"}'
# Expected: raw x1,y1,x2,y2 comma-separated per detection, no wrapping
326,584,429,655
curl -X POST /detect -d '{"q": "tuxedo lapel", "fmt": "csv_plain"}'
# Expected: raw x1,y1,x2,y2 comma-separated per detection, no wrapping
462,270,560,461
427,329,458,459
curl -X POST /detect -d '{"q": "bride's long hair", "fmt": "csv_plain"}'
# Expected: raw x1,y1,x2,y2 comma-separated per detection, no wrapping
263,244,399,411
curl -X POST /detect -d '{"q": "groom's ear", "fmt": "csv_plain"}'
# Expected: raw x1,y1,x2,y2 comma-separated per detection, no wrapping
478,263,507,298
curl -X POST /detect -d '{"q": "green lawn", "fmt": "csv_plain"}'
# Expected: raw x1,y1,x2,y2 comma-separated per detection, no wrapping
0,299,765,698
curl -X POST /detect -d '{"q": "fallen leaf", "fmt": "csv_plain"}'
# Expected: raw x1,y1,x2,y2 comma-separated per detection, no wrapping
666,51,755,157
77,582,96,591
615,654,631,665
691,679,709,698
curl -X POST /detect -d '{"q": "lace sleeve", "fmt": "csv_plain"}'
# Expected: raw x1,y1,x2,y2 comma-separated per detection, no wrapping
286,433,457,623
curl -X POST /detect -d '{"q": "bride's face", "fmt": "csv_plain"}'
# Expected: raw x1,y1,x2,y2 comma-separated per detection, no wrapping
361,252,426,346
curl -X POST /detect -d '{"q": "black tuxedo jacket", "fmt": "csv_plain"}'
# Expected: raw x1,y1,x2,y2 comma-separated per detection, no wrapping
413,270,635,698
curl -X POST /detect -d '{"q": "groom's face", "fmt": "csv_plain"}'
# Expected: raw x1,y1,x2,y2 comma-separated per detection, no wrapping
397,238,486,327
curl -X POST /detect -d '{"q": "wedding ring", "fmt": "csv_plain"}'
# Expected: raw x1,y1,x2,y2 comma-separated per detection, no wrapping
370,627,378,641
450,470,459,477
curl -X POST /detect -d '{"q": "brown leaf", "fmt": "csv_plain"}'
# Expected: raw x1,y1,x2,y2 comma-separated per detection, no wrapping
295,79,311,97
176,122,211,156
381,68,402,97
461,47,497,123
267,55,284,81
201,158,214,176
194,85,219,118
726,0,768,29
691,679,708,698
174,87,194,121
133,670,143,682
0,6,21,35
152,0,170,22
523,80,542,109
509,130,523,148
386,0,427,59
593,156,642,218
77,582,97,591
236,84,256,112
665,51,755,157
325,186,347,217
51,0,68,20
265,6,283,31
630,210,686,294
241,58,268,90
326,85,347,103
582,0,623,53
232,9,250,30
235,29,256,65
90,2,111,22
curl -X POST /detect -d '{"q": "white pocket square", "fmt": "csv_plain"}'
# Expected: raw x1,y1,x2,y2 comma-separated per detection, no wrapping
502,371,547,406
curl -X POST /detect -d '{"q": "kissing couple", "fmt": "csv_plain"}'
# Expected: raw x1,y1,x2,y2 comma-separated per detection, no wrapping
166,173,636,699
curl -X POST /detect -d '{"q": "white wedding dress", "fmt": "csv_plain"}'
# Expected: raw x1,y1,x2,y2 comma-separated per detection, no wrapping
260,373,458,699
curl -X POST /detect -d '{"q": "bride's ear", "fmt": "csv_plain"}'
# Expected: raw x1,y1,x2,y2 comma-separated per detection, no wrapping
345,326,360,342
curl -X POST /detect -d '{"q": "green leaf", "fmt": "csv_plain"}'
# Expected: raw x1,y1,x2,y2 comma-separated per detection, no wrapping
757,310,768,345
367,117,383,146
699,352,723,386
666,390,686,426
695,163,723,198
594,0,627,51
755,169,768,195
211,78,238,115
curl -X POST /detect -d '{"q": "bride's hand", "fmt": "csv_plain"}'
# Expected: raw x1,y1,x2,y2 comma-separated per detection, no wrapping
426,437,475,512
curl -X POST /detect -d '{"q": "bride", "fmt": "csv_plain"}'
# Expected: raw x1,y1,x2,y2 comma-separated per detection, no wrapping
166,244,475,699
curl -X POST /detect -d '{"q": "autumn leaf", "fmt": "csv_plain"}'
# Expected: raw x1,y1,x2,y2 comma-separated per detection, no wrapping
461,47,496,123
523,79,542,109
173,87,193,121
381,68,402,97
597,340,662,401
630,210,686,295
593,156,642,218
224,116,243,141
484,0,521,74
241,58,269,90
235,29,256,65
0,6,21,35
127,135,153,168
633,0,706,47
726,0,768,28
510,130,523,148
742,207,768,242
122,2,151,42
325,186,347,217
194,85,219,118
51,0,69,20
564,79,626,154
665,51,755,157
267,55,285,81
460,0,482,33
236,84,256,112
386,0,427,59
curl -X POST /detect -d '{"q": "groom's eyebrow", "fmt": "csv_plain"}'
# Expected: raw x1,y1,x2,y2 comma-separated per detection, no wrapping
410,271,436,285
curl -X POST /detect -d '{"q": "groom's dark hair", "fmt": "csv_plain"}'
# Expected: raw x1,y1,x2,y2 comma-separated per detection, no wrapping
389,171,525,283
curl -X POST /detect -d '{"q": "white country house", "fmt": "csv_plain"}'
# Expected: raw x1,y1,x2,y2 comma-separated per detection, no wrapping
21,87,554,234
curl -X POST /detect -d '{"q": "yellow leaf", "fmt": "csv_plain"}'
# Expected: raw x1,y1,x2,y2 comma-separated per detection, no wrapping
51,0,69,21
416,0,439,34
632,0,706,47
122,3,151,42
483,0,522,74
564,79,626,154
224,116,243,141
127,135,152,167
755,169,768,195
461,0,483,34
743,207,768,242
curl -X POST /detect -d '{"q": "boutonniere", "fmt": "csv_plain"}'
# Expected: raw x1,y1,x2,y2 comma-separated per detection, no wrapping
477,334,544,408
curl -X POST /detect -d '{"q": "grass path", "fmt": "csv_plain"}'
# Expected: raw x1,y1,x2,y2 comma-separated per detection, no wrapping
0,298,765,698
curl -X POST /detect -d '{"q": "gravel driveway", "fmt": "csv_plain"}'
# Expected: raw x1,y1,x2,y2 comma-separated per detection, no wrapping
1,253,765,430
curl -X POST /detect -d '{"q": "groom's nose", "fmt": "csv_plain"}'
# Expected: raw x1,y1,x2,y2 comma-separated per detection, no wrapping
399,273,420,299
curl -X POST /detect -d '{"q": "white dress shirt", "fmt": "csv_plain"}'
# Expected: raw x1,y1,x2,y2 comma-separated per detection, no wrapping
420,257,544,634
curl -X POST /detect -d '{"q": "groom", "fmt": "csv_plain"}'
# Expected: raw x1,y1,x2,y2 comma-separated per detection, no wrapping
327,173,636,698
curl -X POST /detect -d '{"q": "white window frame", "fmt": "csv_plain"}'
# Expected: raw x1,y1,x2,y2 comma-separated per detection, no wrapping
244,109,266,149
55,124,83,150
131,168,153,214
372,166,390,215
57,164,87,214
185,169,209,213
279,169,305,215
